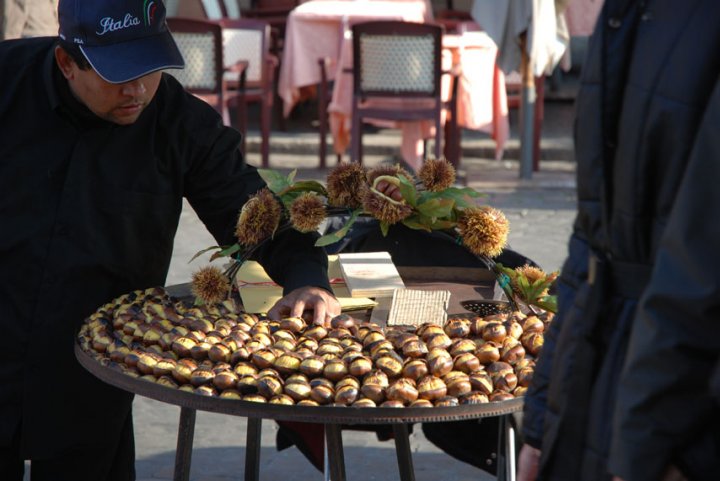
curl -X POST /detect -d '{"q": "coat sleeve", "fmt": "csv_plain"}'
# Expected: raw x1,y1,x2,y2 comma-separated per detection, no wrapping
521,232,590,448
182,115,331,295
608,79,720,481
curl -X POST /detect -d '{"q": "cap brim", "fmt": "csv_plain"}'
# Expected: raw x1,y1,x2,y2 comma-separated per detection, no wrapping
80,30,185,84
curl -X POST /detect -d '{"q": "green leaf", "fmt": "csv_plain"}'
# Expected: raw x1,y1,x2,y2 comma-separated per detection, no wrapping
401,215,433,232
210,243,242,262
258,168,294,194
439,187,484,208
188,245,222,263
397,175,418,207
315,209,362,247
379,221,390,237
417,197,455,220
533,295,558,313
279,180,328,197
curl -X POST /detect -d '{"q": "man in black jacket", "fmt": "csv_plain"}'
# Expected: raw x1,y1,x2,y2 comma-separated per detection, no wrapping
518,1,720,480
0,1,339,479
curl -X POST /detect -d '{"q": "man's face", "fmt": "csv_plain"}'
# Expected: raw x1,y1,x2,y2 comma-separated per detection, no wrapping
55,46,162,125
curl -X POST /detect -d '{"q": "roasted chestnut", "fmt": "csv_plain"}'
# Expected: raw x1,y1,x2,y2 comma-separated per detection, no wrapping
171,336,197,358
279,316,306,333
213,371,239,391
386,378,418,404
190,367,215,387
334,384,359,405
269,394,295,405
475,342,501,365
273,352,302,376
402,340,428,358
299,356,325,378
402,359,428,381
360,383,386,404
453,352,481,374
323,358,348,382
284,381,311,402
444,318,471,338
256,375,283,398
449,338,477,357
426,349,453,377
482,322,507,343
459,391,489,404
219,389,242,400
417,375,447,401
409,399,433,408
243,393,267,403
194,385,218,397
352,398,377,408
469,371,493,395
349,356,373,378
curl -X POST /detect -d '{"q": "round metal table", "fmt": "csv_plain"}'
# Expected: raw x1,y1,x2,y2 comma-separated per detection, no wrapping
77,345,522,481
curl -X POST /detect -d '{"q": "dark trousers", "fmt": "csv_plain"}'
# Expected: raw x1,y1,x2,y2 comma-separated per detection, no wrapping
0,414,136,481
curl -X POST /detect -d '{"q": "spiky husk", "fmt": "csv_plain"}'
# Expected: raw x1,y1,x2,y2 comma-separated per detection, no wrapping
326,162,368,208
513,265,558,297
457,206,509,258
290,192,327,232
235,188,281,245
366,164,414,186
362,188,413,224
191,266,231,305
418,158,455,192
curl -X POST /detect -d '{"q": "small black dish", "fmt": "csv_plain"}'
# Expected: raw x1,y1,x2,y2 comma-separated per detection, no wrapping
460,299,512,316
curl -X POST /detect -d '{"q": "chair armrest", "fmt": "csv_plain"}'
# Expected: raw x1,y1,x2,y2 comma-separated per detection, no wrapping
225,60,249,91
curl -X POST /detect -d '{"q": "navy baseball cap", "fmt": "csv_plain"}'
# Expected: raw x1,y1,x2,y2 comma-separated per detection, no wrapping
58,0,185,84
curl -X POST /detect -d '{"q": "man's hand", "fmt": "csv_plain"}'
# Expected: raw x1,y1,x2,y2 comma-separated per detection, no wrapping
374,178,403,202
518,445,541,481
267,286,341,326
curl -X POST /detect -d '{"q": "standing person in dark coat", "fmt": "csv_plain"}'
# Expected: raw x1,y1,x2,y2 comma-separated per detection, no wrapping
518,1,720,480
0,1,340,480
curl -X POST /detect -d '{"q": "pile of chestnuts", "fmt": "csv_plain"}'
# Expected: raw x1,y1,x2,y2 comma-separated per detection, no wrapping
78,287,552,408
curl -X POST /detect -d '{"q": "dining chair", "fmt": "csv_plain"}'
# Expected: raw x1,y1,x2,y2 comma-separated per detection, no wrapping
218,18,278,168
166,17,248,132
348,20,459,166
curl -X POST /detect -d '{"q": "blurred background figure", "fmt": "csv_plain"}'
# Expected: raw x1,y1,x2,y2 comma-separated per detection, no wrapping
0,0,58,40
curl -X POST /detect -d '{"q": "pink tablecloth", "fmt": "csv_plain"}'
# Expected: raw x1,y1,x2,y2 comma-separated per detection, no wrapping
278,1,509,167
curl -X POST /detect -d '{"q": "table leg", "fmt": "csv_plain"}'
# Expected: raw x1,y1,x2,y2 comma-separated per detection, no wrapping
245,417,262,481
392,424,416,481
496,415,516,481
174,407,196,481
324,424,346,481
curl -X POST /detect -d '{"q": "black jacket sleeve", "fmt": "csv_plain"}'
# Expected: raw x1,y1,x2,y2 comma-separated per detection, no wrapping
608,79,720,481
521,232,590,448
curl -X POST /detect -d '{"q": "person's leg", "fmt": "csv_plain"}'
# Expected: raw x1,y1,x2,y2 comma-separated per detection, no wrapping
30,412,135,481
0,426,25,481
0,0,29,40
22,0,57,38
